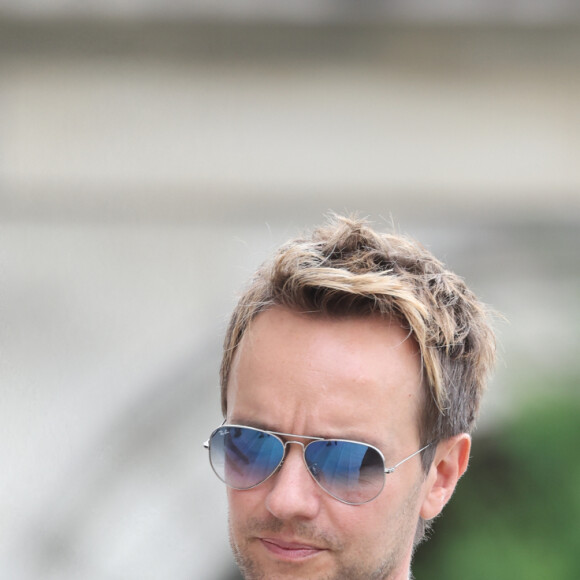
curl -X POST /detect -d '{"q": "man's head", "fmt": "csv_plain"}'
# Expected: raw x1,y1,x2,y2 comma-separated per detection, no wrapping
212,215,495,579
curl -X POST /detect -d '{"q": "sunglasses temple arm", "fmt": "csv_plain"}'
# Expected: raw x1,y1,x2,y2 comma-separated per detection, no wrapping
384,443,432,474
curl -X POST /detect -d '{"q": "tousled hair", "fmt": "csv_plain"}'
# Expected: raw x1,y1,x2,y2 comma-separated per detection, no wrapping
221,215,495,447
219,214,496,543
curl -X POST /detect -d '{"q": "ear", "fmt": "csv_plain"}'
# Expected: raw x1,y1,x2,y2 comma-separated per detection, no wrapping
420,433,471,521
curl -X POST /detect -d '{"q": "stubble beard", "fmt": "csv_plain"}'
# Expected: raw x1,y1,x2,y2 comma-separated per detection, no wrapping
228,486,421,580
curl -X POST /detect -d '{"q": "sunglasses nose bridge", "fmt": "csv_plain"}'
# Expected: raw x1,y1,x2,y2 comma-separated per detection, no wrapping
279,439,308,471
281,439,306,456
280,439,324,484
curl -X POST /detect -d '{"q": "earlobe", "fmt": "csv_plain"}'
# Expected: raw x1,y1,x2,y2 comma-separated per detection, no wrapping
420,433,471,521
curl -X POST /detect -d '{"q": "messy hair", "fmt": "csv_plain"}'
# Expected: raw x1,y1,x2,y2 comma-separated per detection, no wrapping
220,214,496,464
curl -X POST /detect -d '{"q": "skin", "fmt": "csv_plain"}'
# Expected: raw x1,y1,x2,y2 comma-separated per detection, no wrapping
225,306,470,580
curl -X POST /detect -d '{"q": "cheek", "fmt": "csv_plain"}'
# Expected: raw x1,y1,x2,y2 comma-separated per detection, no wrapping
347,490,408,545
227,490,251,550
344,504,386,537
316,498,392,554
227,488,266,529
228,488,248,521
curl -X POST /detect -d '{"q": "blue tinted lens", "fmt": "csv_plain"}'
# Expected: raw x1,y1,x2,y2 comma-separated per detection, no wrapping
304,440,385,504
209,426,284,489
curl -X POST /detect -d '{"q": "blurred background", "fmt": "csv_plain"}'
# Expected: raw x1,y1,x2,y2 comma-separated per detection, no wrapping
1,1,579,579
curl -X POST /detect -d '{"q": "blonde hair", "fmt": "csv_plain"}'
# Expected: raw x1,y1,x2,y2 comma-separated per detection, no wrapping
220,215,496,454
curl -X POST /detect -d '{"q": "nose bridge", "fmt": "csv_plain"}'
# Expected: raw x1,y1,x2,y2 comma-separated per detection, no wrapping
265,437,322,521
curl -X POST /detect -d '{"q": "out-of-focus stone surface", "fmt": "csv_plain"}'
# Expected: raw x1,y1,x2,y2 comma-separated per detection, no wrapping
1,15,578,580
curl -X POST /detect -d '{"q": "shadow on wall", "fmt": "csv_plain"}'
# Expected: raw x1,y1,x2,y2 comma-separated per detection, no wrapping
413,373,580,580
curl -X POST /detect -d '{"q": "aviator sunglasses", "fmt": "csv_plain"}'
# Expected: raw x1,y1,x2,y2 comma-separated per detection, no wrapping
204,424,431,505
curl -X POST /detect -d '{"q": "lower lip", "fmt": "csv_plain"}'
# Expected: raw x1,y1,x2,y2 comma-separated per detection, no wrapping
260,539,323,561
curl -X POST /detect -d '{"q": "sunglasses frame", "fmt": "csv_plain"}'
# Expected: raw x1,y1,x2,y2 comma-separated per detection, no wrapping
204,424,432,505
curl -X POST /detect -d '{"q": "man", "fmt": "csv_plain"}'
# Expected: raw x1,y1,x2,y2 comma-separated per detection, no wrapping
205,214,496,580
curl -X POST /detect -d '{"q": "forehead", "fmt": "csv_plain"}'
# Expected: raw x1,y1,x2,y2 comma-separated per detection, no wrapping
226,307,424,445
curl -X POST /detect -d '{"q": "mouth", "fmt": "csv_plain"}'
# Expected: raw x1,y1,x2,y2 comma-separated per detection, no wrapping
259,537,326,561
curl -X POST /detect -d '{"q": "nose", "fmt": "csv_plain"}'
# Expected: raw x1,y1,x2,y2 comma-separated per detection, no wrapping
265,442,322,521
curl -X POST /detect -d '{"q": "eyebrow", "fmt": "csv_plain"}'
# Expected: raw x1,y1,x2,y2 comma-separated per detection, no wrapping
229,419,323,440
227,418,382,448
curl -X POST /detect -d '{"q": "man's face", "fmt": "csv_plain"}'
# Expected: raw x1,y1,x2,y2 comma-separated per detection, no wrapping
225,307,432,580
